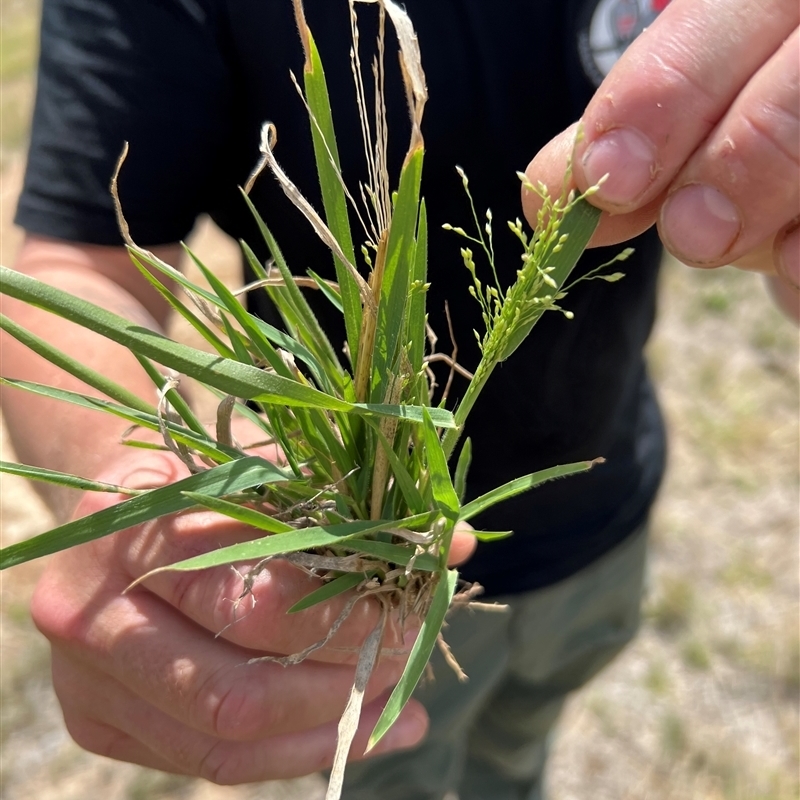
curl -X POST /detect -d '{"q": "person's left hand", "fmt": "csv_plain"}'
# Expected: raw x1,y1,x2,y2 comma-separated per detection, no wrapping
524,0,799,297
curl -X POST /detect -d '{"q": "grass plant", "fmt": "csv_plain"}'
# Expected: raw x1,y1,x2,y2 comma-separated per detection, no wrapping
0,1,623,796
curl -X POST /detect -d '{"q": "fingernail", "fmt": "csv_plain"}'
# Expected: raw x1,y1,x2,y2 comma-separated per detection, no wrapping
374,706,428,754
779,226,800,288
581,127,658,206
661,184,741,263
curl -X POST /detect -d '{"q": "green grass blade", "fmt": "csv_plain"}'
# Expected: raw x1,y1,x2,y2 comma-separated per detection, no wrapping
0,266,353,411
132,514,435,578
185,248,297,379
219,313,255,365
180,492,294,534
133,354,207,437
421,408,459,521
0,461,146,496
126,246,224,309
128,253,236,359
407,198,428,374
301,30,362,365
0,457,289,569
0,378,237,463
371,149,424,401
250,317,332,392
288,572,367,614
338,539,438,572
453,437,472,504
0,312,156,415
306,269,343,313
459,459,602,522
356,403,455,429
368,568,458,750
238,195,345,382
471,530,513,542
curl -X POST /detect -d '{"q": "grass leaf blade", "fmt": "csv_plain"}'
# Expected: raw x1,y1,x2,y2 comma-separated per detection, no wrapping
300,27,362,364
0,457,289,569
0,312,156,415
0,461,145,496
367,568,458,750
180,492,294,534
453,437,472,504
421,408,459,520
288,572,367,614
459,459,603,522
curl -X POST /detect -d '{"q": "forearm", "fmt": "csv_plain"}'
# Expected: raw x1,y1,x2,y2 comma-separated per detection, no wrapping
1,237,179,520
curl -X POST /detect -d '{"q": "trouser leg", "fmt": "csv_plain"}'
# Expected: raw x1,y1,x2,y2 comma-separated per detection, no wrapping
341,525,649,800
340,598,515,800
459,525,649,800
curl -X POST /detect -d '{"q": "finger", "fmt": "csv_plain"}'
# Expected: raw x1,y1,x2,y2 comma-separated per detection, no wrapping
121,519,418,664
522,123,663,247
449,522,477,567
573,0,799,212
59,662,428,784
776,222,800,289
71,493,418,666
61,716,194,775
65,453,420,664
47,586,408,742
658,29,800,267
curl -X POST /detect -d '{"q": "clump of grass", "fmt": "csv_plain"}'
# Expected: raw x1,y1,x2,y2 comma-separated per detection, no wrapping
660,712,689,757
647,576,695,634
645,660,671,695
682,638,712,671
0,1,622,795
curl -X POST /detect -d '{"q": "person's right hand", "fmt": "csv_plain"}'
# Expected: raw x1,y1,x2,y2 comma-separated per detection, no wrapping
30,447,442,784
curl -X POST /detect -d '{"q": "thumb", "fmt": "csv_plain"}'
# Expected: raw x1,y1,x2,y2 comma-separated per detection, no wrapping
72,449,188,520
522,122,663,249
448,520,477,567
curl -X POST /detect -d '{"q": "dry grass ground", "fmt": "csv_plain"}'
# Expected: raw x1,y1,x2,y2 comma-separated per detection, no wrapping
1,2,798,798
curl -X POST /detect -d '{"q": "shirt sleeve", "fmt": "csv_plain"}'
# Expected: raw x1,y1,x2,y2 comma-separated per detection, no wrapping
15,0,237,246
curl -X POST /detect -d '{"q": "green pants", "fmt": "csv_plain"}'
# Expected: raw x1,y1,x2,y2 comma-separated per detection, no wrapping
341,525,649,800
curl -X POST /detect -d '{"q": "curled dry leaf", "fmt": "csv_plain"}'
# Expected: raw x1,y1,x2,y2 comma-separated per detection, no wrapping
244,122,375,313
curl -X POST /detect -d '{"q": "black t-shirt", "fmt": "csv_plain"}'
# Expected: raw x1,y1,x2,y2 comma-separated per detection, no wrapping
16,0,667,596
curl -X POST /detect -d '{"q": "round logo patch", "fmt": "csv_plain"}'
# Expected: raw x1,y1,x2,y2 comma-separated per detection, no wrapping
577,0,671,87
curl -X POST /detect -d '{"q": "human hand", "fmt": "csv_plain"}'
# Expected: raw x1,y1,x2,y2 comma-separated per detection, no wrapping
29,446,475,784
524,0,799,291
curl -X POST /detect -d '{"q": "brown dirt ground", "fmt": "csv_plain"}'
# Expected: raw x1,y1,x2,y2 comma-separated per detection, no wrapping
1,2,798,797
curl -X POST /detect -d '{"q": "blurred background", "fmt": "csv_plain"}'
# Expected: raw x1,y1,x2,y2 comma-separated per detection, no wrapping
1,1,798,798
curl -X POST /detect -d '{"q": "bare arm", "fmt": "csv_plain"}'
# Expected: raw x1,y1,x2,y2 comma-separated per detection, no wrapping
1,234,181,520
5,234,474,781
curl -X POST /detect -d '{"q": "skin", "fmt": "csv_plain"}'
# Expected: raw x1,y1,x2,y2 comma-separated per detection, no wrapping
524,0,800,320
2,0,798,785
1,235,475,779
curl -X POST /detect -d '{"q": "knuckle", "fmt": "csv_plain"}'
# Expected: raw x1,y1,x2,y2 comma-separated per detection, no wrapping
29,569,83,643
64,714,123,760
193,666,276,740
741,105,800,172
198,740,245,785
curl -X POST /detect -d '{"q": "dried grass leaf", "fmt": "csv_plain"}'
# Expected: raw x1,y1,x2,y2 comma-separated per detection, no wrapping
354,0,427,155
245,123,375,313
326,605,387,800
